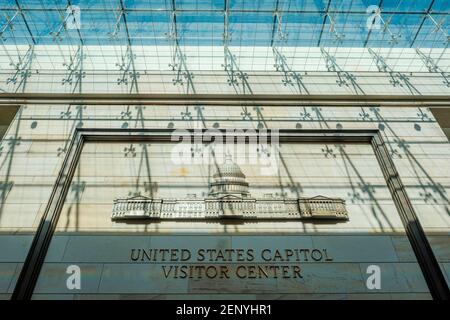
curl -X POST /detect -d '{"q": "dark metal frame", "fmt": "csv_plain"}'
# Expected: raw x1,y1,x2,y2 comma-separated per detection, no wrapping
1,93,450,108
11,128,450,300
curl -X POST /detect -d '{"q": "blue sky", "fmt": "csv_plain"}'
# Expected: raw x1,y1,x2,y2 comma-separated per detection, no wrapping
0,0,448,47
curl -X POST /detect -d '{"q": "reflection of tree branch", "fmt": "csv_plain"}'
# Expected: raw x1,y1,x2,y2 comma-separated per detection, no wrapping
321,145,336,158
223,46,252,94
359,107,372,121
116,45,140,93
0,107,22,219
369,107,401,158
416,48,450,87
169,43,195,93
370,107,449,208
61,45,86,93
320,47,365,95
272,46,309,94
56,105,85,157
7,45,34,93
337,144,394,231
368,48,421,95
121,106,155,200
240,106,253,121
312,106,330,129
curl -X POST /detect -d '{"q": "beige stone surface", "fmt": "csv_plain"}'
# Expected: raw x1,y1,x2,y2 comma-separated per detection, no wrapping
0,104,449,299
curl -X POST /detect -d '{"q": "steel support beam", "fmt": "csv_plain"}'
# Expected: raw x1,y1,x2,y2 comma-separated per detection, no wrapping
0,93,449,108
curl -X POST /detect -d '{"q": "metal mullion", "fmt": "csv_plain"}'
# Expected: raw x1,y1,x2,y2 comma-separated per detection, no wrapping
269,0,280,48
0,8,446,14
410,0,436,48
119,0,131,47
14,0,36,45
317,0,331,47
67,0,84,45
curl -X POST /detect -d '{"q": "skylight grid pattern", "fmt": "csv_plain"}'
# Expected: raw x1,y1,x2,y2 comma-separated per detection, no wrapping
0,0,447,47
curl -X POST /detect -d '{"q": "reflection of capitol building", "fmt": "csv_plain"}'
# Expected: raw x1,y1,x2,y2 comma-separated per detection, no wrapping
112,157,348,221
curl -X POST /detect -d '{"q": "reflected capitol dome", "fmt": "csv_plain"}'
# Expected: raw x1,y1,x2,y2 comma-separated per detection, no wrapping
112,156,348,221
209,155,250,198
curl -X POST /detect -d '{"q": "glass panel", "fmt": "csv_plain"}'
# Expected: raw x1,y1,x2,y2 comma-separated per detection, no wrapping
0,0,447,71
30,137,430,299
0,106,38,300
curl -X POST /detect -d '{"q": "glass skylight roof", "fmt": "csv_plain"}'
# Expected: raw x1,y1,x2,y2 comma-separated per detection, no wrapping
0,0,448,47
0,1,448,73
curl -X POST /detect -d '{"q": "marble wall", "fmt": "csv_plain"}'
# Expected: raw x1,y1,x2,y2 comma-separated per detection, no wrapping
30,234,430,299
0,103,449,299
0,46,449,96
